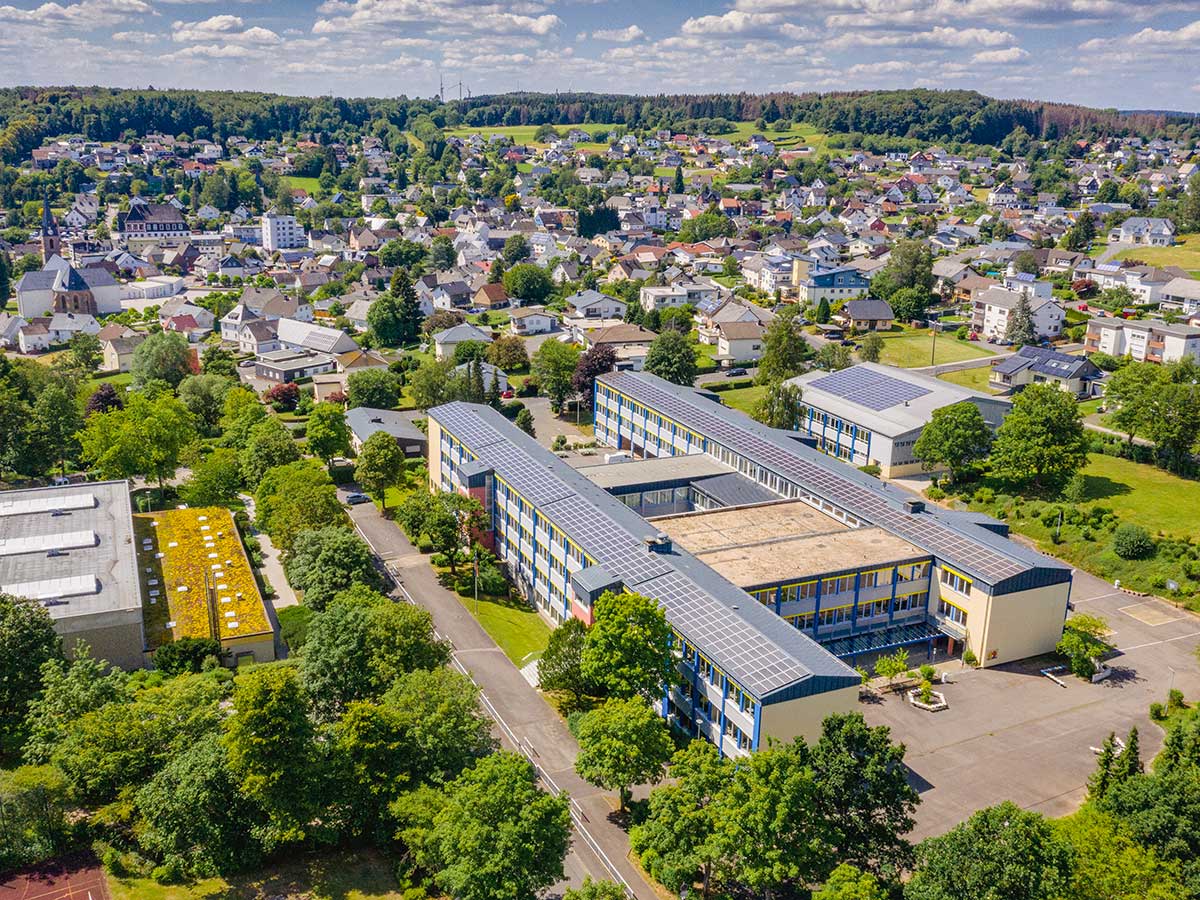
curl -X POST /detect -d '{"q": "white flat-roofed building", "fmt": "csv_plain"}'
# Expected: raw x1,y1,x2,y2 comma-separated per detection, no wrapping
787,363,1011,478
262,211,306,251
0,481,144,669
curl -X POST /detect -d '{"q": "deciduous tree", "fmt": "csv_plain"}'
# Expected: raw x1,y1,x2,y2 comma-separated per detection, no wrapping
990,384,1088,491
581,590,674,700
644,330,698,386
575,697,674,810
913,402,993,482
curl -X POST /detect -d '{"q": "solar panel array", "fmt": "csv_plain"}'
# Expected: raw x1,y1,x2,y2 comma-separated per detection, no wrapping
602,372,1037,585
807,367,932,412
432,402,837,697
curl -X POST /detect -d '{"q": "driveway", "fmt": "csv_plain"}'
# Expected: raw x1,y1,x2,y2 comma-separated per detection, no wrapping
522,396,593,445
346,500,659,899
1097,241,1135,264
866,564,1200,839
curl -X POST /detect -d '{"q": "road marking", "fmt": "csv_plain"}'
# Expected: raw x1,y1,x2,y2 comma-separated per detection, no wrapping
1117,630,1200,653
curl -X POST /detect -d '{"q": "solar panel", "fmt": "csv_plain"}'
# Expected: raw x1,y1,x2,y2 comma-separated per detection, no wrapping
600,372,1038,584
806,367,932,412
430,401,857,697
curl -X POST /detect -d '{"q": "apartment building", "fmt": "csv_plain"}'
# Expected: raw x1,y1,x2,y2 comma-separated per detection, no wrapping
261,211,306,251
1085,317,1200,364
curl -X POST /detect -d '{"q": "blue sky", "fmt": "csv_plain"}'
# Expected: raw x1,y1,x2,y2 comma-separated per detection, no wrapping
0,0,1197,110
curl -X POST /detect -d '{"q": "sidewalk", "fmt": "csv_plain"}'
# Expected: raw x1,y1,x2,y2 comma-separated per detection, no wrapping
348,503,659,899
239,493,298,608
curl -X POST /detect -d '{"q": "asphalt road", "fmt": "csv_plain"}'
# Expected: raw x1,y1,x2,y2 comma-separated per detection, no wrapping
342,489,657,899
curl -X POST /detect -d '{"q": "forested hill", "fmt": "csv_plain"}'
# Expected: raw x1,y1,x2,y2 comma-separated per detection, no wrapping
0,86,1193,163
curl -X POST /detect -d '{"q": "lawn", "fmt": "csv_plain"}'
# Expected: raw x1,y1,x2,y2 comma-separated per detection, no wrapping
443,120,830,153
876,329,995,368
444,122,618,148
454,589,551,667
280,175,322,195
107,849,405,900
937,366,998,393
1069,454,1200,537
966,454,1200,607
718,383,767,415
84,371,133,393
1115,234,1200,276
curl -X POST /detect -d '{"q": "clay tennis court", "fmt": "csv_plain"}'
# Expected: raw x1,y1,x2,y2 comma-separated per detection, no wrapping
0,856,110,900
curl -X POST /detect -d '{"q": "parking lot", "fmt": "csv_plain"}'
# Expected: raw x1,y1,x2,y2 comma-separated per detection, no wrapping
866,565,1200,839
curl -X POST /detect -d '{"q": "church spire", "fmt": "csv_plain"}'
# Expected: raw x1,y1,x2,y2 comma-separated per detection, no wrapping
40,192,61,264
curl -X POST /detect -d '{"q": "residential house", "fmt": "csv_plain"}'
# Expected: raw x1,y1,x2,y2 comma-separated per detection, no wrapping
715,321,765,365
234,320,281,355
275,318,359,354
565,289,626,322
0,313,25,348
433,323,493,361
254,348,336,382
1161,276,1200,315
989,345,1102,397
474,283,510,310
101,334,145,372
973,287,1064,341
509,307,556,336
345,407,427,458
836,298,895,331
17,320,51,353
1108,217,1175,246
794,267,870,305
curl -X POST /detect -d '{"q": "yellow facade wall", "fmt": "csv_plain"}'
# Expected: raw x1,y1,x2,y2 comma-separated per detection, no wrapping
759,684,860,746
932,566,1069,668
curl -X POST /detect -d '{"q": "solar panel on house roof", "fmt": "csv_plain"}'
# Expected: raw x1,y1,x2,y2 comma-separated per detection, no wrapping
806,367,932,412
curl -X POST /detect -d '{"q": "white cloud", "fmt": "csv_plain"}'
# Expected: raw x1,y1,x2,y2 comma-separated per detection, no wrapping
1080,18,1200,51
111,28,156,42
0,0,152,30
313,0,561,37
172,14,280,44
828,25,1013,48
681,10,786,36
971,45,1029,62
592,24,644,41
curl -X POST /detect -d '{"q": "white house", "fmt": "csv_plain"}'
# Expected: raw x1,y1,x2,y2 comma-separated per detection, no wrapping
275,317,359,354
565,289,626,321
973,287,1064,341
1108,217,1175,246
716,321,765,364
433,323,493,361
509,307,556,336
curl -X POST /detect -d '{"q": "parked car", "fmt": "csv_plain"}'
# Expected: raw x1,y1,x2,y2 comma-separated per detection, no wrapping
344,492,370,505
726,367,747,377
500,389,514,399
238,359,255,368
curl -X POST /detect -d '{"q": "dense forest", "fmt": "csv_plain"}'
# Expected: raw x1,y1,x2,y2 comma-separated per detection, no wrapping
0,86,1196,167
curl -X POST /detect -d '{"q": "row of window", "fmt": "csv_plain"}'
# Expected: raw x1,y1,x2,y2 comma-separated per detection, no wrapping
679,638,753,715
938,598,968,627
940,567,972,595
782,590,929,632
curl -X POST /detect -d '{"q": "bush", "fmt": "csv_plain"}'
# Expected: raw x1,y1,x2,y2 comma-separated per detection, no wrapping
926,486,945,500
277,605,315,652
962,648,979,667
500,400,525,420
551,435,567,451
859,463,881,477
1150,702,1166,721
1168,688,1187,712
918,679,934,704
1113,523,1155,560
1061,473,1088,504
416,536,434,553
919,664,937,682
567,709,587,738
101,847,128,877
955,325,968,340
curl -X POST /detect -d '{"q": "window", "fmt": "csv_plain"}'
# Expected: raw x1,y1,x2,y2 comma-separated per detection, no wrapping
939,567,971,595
938,598,968,627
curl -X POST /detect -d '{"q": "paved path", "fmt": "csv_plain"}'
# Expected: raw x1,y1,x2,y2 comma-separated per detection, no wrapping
1082,417,1153,448
1097,241,1135,264
239,493,299,608
346,498,658,899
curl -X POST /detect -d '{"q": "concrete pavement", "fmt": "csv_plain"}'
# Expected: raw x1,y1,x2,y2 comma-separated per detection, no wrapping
346,498,658,900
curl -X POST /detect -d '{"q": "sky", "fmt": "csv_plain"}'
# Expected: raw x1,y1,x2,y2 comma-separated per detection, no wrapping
0,0,1198,111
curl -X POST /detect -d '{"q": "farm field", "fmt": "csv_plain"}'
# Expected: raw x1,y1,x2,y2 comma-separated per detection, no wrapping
1115,233,1200,275
876,329,996,368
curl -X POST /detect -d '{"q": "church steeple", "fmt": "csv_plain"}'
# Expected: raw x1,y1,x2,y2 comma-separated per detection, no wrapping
40,193,60,264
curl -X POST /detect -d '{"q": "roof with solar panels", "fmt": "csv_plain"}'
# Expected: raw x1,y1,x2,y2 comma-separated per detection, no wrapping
429,400,862,703
788,362,1011,437
596,371,1069,595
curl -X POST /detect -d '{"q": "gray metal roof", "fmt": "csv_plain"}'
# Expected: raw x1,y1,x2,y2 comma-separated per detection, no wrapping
599,371,1068,591
430,401,860,701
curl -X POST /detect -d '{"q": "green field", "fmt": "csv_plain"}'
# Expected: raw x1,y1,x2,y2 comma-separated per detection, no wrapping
108,849,404,900
1070,454,1200,537
1115,233,1200,275
281,175,322,195
937,365,997,393
456,590,551,666
875,329,995,368
718,383,768,415
444,120,829,153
